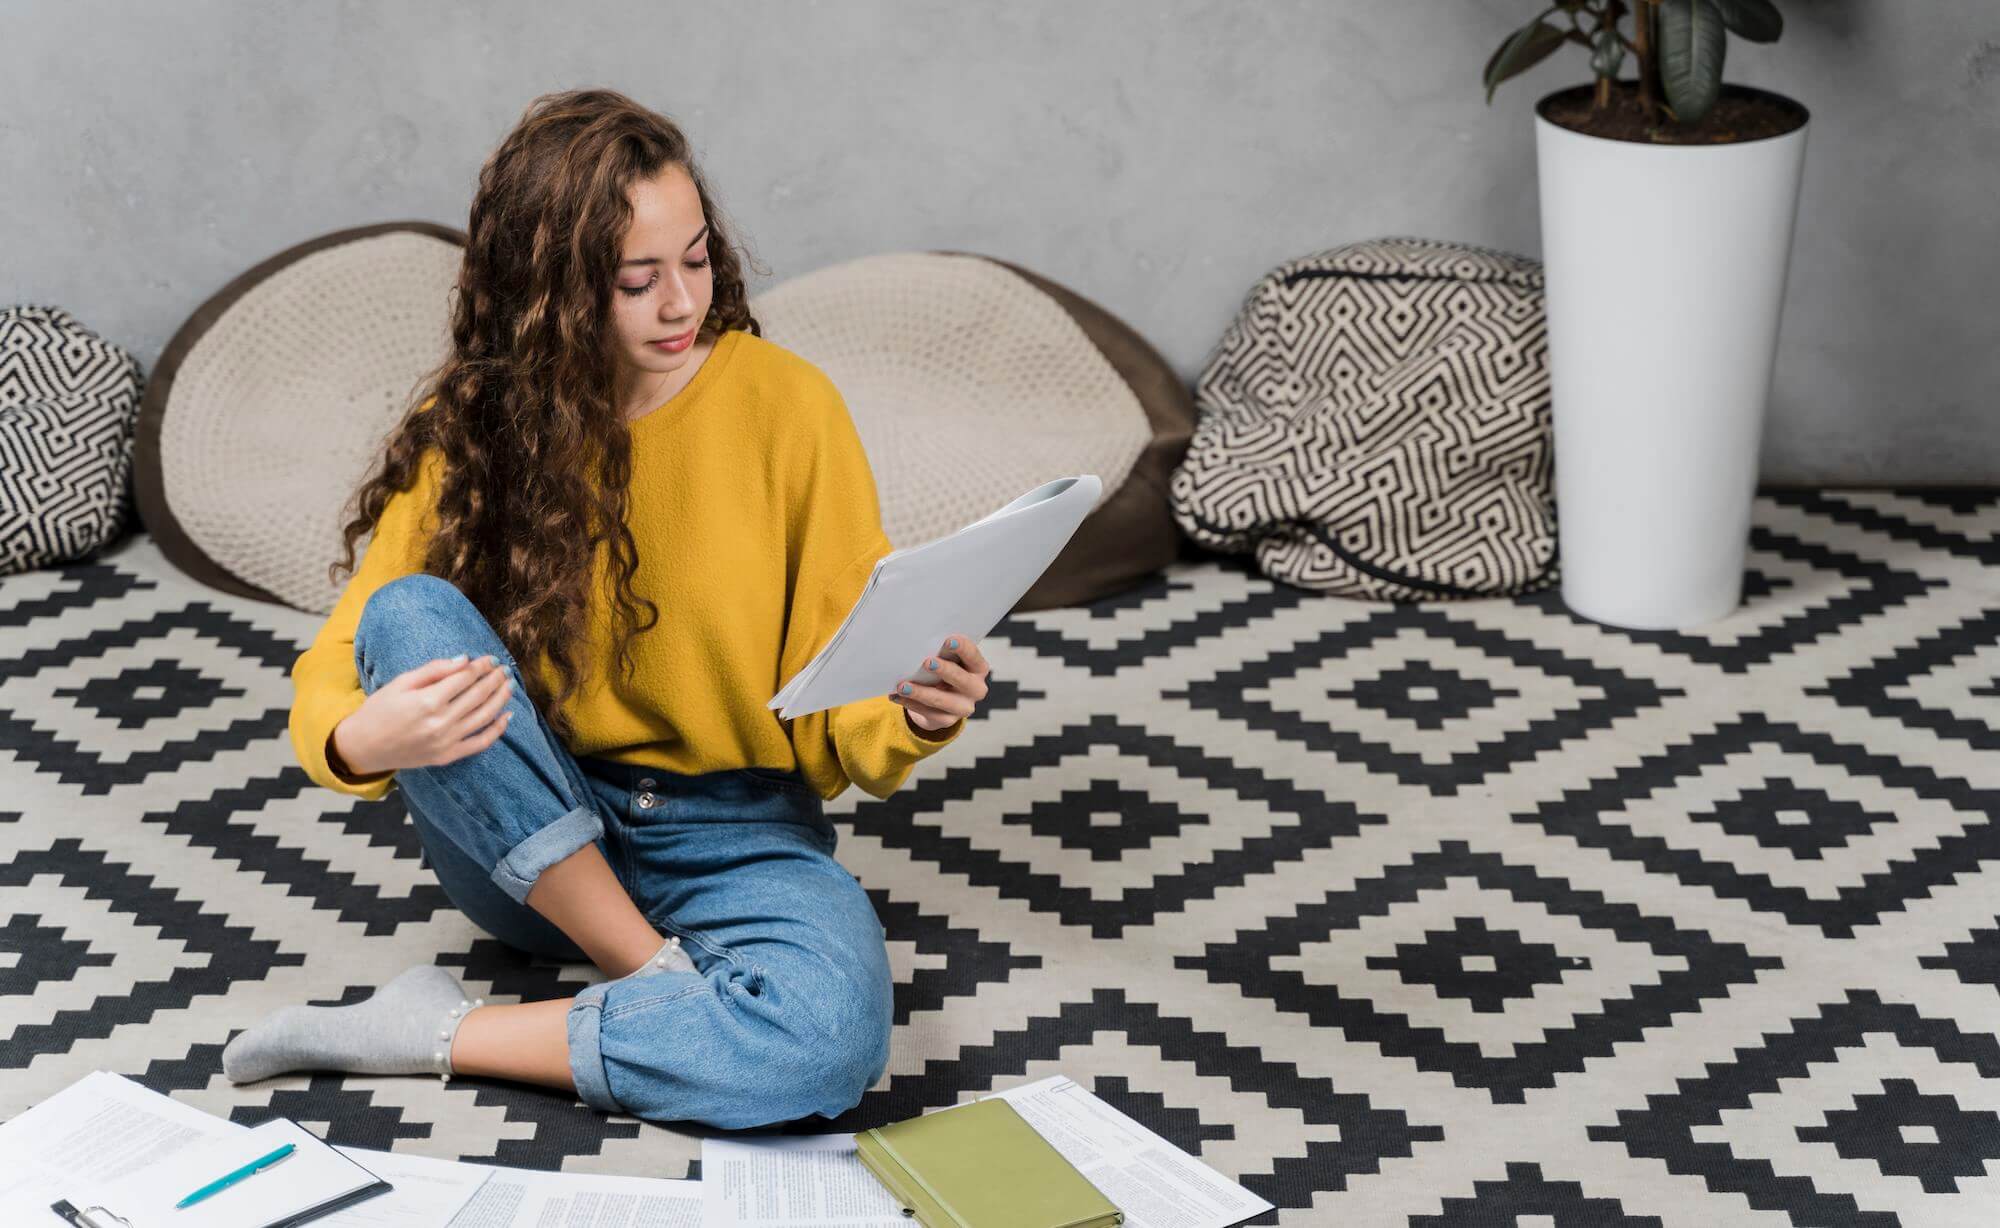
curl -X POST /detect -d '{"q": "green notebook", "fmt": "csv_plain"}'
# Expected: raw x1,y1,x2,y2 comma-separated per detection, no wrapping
856,1097,1124,1228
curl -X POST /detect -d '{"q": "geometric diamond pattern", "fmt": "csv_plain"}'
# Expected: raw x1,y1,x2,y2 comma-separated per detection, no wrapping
4,487,1998,1225
1173,605,1681,796
1590,991,2000,1225
1520,716,1998,938
1175,842,1783,1103
1813,608,2000,753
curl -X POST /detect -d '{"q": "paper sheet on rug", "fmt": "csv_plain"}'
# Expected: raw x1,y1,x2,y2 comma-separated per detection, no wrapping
700,1132,909,1227
443,1164,702,1226
972,1075,1276,1228
328,1147,491,1225
0,1070,245,1217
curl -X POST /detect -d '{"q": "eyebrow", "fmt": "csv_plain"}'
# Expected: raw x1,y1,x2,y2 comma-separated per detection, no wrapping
619,223,710,268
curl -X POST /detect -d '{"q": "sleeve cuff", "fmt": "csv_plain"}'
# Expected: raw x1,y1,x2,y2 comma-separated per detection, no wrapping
325,730,396,799
894,706,966,754
293,689,396,801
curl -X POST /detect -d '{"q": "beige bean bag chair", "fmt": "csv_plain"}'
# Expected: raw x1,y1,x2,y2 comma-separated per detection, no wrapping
139,234,1192,614
752,250,1194,610
135,222,464,611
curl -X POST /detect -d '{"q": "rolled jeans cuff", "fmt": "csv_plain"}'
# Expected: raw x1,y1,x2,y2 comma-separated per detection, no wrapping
487,804,604,904
568,981,621,1112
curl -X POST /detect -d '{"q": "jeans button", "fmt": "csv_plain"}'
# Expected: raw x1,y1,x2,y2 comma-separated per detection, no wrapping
637,776,656,789
636,792,655,809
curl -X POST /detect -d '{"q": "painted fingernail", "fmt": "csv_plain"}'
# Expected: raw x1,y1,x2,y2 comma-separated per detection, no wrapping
900,683,912,694
484,654,498,666
947,638,957,649
926,658,937,669
451,653,468,663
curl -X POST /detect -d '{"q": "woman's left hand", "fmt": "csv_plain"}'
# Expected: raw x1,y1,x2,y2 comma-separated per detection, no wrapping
891,634,988,734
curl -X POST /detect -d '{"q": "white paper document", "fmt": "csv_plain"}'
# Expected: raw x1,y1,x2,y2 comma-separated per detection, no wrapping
447,1164,702,1226
0,1070,245,1219
770,474,1101,720
329,1147,492,1226
700,1132,909,1227
976,1076,1274,1228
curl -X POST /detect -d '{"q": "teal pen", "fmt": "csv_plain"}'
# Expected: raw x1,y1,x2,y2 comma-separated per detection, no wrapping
175,1142,295,1209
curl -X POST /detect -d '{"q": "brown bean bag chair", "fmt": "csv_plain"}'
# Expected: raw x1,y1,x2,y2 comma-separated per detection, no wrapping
752,250,1195,610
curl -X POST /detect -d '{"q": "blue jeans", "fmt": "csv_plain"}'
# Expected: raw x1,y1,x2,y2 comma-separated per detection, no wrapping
351,573,893,1129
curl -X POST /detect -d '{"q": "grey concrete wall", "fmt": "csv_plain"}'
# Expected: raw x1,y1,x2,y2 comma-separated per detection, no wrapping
3,0,1993,482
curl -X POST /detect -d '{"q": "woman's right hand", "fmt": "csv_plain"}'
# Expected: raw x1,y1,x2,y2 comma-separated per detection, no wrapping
329,654,515,779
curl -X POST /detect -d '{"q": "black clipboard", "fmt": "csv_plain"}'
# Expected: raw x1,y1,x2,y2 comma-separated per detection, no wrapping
50,1121,394,1227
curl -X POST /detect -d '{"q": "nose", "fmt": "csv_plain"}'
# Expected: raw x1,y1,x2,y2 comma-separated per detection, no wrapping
660,276,696,323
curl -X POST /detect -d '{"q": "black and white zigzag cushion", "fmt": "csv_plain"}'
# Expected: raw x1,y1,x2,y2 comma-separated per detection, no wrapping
0,304,143,576
1170,237,1555,600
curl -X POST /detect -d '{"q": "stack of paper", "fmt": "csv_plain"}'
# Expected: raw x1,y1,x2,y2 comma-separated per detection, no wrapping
2,1071,1270,1228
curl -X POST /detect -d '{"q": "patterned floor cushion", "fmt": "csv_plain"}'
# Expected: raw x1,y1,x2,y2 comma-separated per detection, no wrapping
1170,237,1555,600
0,304,144,575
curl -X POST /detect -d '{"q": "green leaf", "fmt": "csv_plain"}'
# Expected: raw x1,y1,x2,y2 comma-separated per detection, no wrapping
1659,0,1728,123
1710,0,1782,42
1484,19,1570,104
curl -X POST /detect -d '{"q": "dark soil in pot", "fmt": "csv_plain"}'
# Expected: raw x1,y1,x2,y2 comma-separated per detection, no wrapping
1540,80,1808,144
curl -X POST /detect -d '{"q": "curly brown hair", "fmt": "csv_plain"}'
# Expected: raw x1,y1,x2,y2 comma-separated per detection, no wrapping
330,88,761,745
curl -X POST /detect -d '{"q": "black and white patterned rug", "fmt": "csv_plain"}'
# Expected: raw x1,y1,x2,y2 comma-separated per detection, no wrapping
4,489,1998,1226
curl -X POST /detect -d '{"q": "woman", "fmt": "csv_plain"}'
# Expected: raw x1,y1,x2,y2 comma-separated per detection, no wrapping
220,89,985,1130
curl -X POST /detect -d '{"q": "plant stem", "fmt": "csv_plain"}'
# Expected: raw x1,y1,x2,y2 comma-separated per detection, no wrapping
1633,0,1658,122
1594,0,1627,111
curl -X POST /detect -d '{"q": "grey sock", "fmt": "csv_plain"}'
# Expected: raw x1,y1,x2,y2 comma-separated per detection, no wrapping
222,965,481,1084
627,933,697,978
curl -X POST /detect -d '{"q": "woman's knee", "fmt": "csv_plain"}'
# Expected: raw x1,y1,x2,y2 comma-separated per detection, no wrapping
734,1011,890,1124
354,573,508,685
794,968,893,1117
592,964,892,1128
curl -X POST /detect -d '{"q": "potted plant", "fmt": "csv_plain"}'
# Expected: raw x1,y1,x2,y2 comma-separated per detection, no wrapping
1486,1,1809,629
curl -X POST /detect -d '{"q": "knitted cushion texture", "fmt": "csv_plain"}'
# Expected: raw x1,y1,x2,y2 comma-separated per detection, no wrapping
157,230,460,611
750,251,1153,550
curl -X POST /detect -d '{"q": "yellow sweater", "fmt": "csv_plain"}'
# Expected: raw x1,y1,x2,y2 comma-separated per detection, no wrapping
288,328,964,804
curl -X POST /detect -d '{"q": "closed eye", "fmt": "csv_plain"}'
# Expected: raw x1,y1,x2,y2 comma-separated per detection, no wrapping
618,259,711,297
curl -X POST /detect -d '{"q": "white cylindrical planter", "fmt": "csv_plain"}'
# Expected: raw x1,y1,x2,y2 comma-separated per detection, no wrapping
1535,85,1808,630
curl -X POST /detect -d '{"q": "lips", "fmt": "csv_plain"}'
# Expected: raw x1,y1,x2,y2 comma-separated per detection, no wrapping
654,328,695,345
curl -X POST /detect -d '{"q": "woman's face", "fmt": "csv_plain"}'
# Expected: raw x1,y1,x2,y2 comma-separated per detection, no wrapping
609,163,715,400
